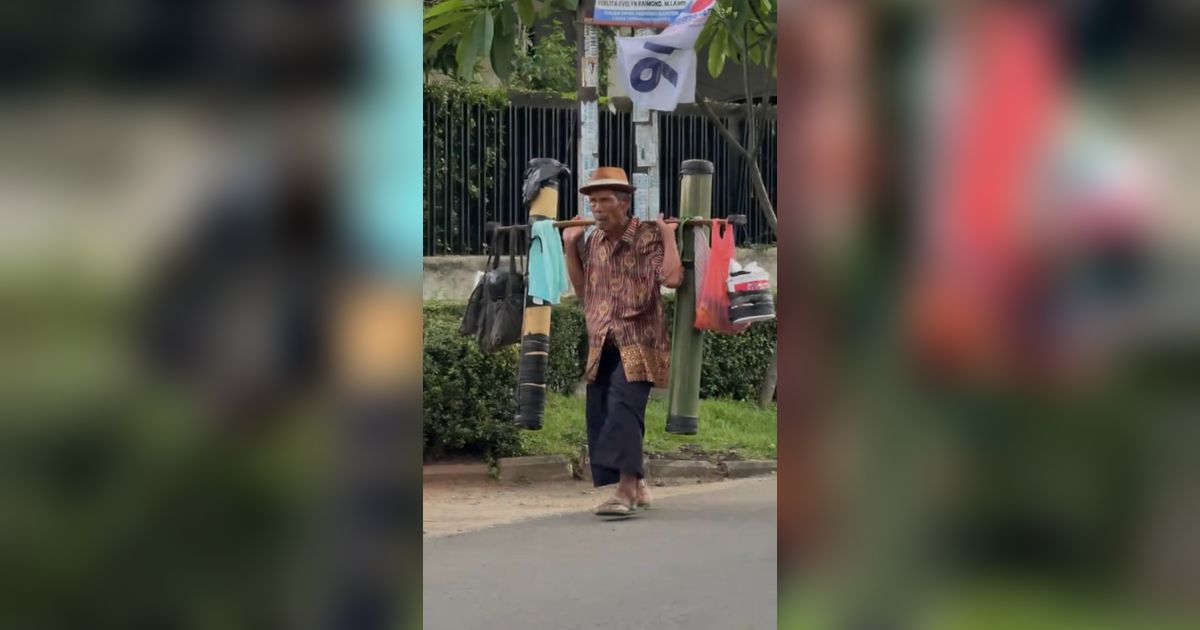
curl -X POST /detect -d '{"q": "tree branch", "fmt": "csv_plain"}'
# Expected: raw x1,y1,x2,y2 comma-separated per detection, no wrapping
697,98,777,234
746,0,768,29
698,98,754,162
742,22,756,156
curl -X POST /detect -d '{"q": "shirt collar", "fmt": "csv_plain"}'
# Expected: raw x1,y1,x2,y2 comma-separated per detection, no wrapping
597,216,640,246
620,217,639,245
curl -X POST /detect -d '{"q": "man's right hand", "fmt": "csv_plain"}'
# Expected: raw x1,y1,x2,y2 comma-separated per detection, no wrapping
562,216,587,245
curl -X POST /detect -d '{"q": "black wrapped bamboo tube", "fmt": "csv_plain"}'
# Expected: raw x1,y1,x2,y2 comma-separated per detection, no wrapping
514,158,569,430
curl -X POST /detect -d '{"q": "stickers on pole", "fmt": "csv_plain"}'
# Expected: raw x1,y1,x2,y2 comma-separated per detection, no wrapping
632,173,650,221
578,100,600,218
647,171,660,218
635,123,658,166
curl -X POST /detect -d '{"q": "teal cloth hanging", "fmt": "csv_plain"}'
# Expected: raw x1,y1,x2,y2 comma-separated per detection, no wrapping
528,219,568,304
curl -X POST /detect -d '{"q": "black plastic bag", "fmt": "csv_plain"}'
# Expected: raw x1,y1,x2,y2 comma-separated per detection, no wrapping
458,244,496,337
479,292,524,352
471,229,527,352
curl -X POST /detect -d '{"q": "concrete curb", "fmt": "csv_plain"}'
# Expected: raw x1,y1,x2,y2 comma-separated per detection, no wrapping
426,456,778,485
646,459,724,481
497,455,574,483
720,460,777,479
423,463,492,483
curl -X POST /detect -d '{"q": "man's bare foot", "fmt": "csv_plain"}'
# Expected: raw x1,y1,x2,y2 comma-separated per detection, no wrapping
636,479,652,507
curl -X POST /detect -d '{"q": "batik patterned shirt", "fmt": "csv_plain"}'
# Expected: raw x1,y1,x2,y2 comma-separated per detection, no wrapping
581,217,670,387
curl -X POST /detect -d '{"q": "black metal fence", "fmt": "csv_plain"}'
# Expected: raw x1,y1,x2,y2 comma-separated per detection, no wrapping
423,93,776,255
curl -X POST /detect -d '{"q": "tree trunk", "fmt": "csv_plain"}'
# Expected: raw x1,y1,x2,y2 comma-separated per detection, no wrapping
758,344,777,408
747,159,777,233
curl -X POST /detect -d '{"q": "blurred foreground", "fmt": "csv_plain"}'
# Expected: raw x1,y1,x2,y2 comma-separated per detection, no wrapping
777,1,1200,628
1,1,423,629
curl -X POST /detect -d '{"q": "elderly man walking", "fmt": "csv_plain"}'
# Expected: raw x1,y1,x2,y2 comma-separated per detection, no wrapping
562,167,683,517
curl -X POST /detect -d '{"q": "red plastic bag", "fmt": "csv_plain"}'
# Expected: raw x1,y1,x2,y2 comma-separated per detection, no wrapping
695,220,749,335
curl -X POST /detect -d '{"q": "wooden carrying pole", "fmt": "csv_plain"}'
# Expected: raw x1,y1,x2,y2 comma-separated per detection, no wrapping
514,158,570,430
489,215,746,234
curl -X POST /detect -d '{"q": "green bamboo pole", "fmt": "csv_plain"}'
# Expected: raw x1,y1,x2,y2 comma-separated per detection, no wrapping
666,159,713,435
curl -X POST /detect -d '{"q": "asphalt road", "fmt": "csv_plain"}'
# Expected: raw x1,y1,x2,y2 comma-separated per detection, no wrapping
423,476,777,630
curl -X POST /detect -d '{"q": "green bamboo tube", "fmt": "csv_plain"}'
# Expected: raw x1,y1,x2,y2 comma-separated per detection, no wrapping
666,159,713,435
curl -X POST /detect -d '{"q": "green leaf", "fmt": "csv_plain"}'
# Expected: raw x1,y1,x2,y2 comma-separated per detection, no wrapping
498,4,516,36
480,10,495,66
560,0,579,11
732,0,751,37
425,10,470,34
516,0,536,26
427,22,466,59
424,0,468,20
456,13,488,79
708,30,728,78
696,19,719,51
491,25,516,79
748,42,761,66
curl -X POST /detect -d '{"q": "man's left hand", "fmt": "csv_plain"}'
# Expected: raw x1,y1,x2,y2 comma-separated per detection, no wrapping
654,214,678,235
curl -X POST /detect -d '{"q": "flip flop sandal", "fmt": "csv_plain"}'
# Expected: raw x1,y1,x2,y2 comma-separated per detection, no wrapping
594,497,637,517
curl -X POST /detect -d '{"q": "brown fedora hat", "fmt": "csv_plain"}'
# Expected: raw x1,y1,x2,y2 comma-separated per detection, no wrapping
579,166,636,194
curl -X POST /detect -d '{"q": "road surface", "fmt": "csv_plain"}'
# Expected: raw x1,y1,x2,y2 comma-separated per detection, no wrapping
423,476,777,630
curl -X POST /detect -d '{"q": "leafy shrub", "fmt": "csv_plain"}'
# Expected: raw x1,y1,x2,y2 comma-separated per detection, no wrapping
422,293,778,434
545,299,588,394
424,300,587,397
422,315,523,460
700,317,776,401
510,21,617,95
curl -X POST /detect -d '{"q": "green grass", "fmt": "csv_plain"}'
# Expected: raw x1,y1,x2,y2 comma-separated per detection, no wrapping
520,393,777,462
778,578,1200,630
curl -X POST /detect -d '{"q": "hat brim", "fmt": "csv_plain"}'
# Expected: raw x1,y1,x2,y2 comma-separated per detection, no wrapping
579,179,636,195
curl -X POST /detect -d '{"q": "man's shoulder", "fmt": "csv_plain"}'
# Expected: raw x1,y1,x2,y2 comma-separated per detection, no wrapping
634,221,662,246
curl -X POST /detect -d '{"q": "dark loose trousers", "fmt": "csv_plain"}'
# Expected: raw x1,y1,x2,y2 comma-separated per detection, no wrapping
587,343,652,487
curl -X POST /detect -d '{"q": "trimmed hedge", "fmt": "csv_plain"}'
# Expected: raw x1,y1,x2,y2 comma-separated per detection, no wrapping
422,296,776,458
700,317,776,401
422,315,522,461
424,300,587,396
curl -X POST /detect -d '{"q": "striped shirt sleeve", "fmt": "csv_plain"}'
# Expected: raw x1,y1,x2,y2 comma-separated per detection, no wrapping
579,230,592,271
647,229,667,285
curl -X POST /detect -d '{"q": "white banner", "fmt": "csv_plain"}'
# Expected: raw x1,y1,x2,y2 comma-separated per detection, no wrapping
615,0,714,112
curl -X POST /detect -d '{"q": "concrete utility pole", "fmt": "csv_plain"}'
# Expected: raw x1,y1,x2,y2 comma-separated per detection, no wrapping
631,27,661,222
577,0,600,219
